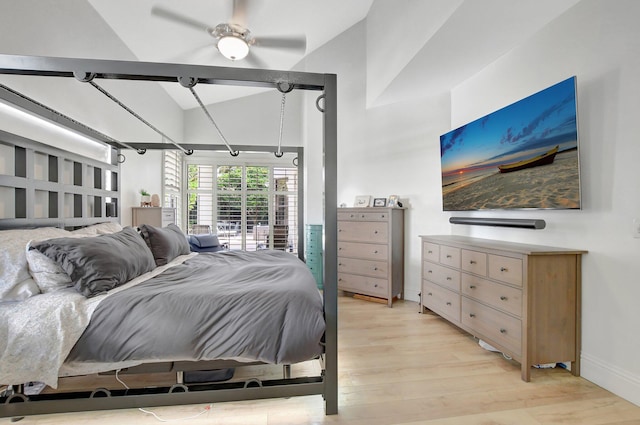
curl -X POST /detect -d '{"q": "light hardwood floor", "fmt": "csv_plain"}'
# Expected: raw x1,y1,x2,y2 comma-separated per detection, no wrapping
4,295,640,424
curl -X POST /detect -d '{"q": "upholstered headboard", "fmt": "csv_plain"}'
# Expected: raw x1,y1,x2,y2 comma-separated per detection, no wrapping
0,129,120,230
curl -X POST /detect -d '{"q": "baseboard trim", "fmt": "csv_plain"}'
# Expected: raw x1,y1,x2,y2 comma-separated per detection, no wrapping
581,352,640,407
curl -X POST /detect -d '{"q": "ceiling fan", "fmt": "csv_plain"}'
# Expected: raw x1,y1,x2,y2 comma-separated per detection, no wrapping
151,0,306,67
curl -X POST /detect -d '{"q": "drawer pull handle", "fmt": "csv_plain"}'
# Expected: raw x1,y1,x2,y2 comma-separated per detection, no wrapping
500,296,508,301
428,250,433,254
446,277,452,281
339,247,342,250
446,302,452,306
338,263,342,266
500,267,508,272
374,230,378,234
469,285,476,289
500,328,507,334
374,267,378,271
381,215,385,218
427,292,433,296
374,284,378,287
374,250,378,254
350,214,354,218
470,260,477,264
338,278,342,282
428,270,433,274
446,254,452,258
361,214,365,218
469,313,476,318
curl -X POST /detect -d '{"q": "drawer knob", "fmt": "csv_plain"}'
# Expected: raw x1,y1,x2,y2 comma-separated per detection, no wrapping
338,262,342,266
427,292,433,296
338,278,342,282
500,267,508,272
469,313,476,318
446,277,452,281
469,260,476,264
374,267,378,271
350,214,354,218
500,296,508,301
500,328,507,334
446,302,452,306
338,247,342,250
374,250,378,254
361,214,365,218
446,254,452,258
428,270,433,274
469,285,476,289
374,230,378,234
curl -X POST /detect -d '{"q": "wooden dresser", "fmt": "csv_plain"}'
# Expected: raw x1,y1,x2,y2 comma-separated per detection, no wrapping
131,207,176,228
338,207,404,307
420,235,586,381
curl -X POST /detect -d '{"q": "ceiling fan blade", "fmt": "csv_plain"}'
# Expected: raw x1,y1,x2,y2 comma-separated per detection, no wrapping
244,51,268,69
253,35,307,53
230,0,249,28
151,5,215,34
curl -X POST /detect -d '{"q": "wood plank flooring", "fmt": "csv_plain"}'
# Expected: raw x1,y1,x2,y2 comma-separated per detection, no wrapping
4,295,640,424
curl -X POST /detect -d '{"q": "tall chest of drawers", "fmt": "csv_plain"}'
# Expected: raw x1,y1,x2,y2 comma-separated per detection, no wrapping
420,235,586,381
338,208,404,307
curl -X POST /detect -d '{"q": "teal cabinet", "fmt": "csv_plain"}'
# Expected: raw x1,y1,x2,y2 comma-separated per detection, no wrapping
305,224,323,289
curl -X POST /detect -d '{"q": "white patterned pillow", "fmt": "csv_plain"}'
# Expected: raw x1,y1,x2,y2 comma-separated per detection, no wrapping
0,227,70,301
26,243,73,293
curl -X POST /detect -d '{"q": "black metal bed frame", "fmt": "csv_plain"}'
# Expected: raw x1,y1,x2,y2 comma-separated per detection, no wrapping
0,53,338,418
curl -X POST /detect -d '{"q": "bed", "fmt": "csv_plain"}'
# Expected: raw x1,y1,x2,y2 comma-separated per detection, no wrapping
1,223,324,384
0,54,338,418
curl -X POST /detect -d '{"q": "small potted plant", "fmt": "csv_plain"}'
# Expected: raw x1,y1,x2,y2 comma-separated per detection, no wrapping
140,189,151,206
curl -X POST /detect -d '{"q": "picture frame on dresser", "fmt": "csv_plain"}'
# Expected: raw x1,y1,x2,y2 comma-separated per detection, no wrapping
353,195,371,207
373,198,387,207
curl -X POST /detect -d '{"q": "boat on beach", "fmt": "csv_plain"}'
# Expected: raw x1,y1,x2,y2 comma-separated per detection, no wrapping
498,145,559,173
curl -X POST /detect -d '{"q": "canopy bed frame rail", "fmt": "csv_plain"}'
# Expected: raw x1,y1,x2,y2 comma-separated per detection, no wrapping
0,53,338,417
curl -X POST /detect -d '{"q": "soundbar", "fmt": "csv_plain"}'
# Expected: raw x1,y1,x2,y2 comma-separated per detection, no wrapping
449,217,546,229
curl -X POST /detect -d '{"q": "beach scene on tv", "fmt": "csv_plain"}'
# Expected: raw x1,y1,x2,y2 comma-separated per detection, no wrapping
440,76,580,211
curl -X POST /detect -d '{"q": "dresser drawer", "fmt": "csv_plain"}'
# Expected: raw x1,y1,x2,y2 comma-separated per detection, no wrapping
462,298,522,357
338,241,388,261
338,221,388,243
461,274,522,317
440,245,461,268
339,273,388,297
488,254,523,286
422,261,460,292
338,211,390,221
338,257,388,279
422,280,460,324
422,242,440,263
461,249,487,276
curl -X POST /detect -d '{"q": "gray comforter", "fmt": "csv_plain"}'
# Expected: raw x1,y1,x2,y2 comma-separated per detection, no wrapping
66,250,325,366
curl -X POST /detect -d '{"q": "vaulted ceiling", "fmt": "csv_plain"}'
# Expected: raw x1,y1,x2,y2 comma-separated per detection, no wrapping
2,0,581,109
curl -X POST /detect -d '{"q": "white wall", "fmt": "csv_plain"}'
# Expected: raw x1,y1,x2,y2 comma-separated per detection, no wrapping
448,0,640,406
310,0,640,407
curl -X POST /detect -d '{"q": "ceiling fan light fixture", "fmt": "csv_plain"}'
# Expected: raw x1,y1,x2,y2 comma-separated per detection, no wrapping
217,35,249,60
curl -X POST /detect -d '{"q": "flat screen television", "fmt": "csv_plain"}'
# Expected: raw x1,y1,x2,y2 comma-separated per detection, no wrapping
440,76,580,211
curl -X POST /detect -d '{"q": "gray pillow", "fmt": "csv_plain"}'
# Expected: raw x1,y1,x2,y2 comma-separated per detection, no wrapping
139,223,191,266
31,227,156,297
